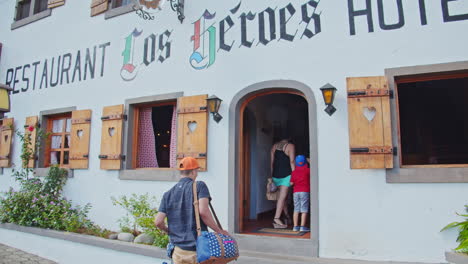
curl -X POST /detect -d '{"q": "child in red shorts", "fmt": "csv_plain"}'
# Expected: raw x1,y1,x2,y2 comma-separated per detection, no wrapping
290,155,310,232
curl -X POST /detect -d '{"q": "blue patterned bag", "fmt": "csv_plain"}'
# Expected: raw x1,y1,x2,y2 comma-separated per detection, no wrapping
193,182,239,264
196,231,239,263
166,242,175,259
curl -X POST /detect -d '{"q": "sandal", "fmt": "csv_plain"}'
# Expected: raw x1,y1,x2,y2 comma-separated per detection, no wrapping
272,218,287,229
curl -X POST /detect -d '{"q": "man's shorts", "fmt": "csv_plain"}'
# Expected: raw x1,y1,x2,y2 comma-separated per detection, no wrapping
293,192,310,213
173,246,197,264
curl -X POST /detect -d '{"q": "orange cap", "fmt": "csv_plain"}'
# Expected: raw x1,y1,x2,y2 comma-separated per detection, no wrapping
178,157,200,170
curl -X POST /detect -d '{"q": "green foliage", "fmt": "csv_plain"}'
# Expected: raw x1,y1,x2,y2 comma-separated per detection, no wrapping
12,125,48,184
81,224,113,238
441,204,468,253
0,127,93,233
111,193,168,247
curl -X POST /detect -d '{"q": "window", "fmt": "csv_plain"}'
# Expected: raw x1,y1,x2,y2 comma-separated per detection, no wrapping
12,0,51,30
45,113,72,168
118,93,209,180
94,0,134,19
133,102,177,169
112,0,132,8
396,72,468,167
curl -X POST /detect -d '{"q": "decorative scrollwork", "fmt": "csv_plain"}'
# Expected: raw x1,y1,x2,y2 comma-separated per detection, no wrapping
169,0,184,23
133,4,155,20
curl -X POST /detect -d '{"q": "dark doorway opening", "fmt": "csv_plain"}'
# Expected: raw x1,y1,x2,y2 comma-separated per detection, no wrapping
240,92,310,238
398,74,468,166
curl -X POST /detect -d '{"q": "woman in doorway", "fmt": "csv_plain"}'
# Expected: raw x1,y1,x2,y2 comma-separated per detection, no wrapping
270,136,295,228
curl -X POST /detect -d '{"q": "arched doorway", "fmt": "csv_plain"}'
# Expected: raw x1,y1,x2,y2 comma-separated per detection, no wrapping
240,92,309,236
228,80,319,257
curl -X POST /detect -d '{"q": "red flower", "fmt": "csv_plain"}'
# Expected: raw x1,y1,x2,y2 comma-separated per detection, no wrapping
28,126,34,132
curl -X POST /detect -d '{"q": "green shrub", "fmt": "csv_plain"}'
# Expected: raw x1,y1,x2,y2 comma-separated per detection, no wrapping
0,126,93,233
111,193,168,247
441,204,468,253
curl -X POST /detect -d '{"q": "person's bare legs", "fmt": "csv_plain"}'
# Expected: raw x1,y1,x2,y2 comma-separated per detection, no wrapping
274,186,289,226
293,212,299,227
300,213,308,227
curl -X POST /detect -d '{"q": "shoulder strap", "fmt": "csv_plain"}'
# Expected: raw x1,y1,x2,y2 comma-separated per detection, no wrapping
282,143,289,152
192,181,223,237
192,181,202,237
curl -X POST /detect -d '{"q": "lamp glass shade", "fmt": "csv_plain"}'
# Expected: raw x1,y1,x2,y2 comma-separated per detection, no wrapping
320,84,337,106
206,96,222,113
322,89,334,105
0,89,9,111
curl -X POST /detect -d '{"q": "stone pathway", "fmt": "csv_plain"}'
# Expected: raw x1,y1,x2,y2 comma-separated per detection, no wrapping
0,243,57,264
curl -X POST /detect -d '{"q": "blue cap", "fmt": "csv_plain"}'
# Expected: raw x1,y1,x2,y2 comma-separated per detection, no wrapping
295,155,306,167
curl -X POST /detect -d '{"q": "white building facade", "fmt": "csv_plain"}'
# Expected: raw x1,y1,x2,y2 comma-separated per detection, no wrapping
0,0,467,263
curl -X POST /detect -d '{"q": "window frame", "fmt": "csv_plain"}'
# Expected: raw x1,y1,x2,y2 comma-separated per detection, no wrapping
44,113,72,168
385,61,468,183
395,71,468,169
104,0,135,19
120,92,183,181
11,0,52,30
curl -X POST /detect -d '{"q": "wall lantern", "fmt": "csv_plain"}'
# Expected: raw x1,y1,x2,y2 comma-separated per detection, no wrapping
0,84,12,118
170,0,185,23
206,95,223,123
320,83,337,116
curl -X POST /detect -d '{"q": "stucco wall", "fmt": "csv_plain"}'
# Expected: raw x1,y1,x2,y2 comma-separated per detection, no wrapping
0,0,467,262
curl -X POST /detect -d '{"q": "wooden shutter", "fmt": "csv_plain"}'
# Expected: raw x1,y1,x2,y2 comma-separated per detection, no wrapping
99,105,124,170
70,110,91,169
347,76,393,169
91,0,108,16
47,0,65,8
177,95,208,171
0,118,14,168
24,116,38,168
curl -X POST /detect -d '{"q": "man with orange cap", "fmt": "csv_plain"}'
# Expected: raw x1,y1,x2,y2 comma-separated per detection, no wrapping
154,157,230,264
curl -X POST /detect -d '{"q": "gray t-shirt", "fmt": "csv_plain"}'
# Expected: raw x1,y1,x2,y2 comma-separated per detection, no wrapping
158,177,211,251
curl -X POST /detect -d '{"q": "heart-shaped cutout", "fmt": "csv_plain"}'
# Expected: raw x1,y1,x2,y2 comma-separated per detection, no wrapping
77,129,84,139
108,127,116,137
4,135,8,143
188,121,197,133
363,107,377,122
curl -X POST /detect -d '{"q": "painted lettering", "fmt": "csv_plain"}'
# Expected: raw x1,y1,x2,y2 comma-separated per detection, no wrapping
40,60,48,89
61,53,72,85
22,64,30,92
31,61,40,90
144,34,157,66
219,15,235,52
240,12,256,47
279,4,297,42
348,0,374,35
13,66,22,94
442,0,468,22
418,0,427,25
121,29,142,81
158,30,171,63
190,11,216,70
301,0,321,39
50,56,61,87
258,7,276,45
84,47,96,80
99,42,110,77
72,51,82,83
5,69,13,89
377,0,405,30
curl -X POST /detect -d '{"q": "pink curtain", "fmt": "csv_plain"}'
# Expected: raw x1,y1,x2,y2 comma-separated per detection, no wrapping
169,106,177,168
137,107,159,168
